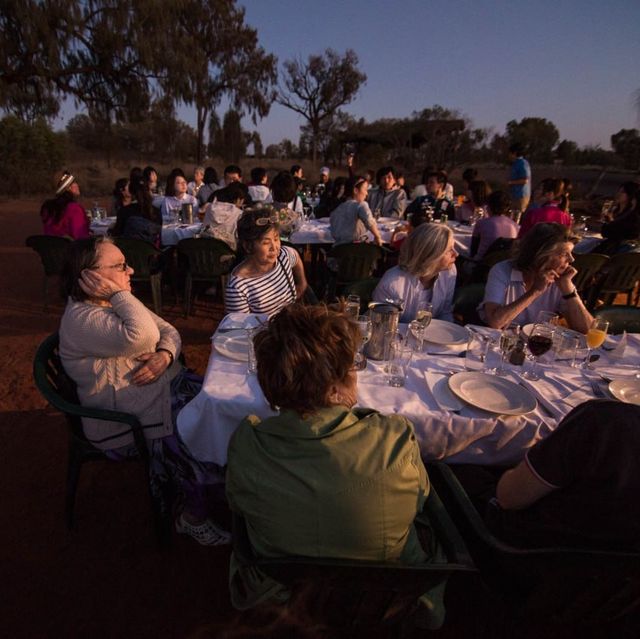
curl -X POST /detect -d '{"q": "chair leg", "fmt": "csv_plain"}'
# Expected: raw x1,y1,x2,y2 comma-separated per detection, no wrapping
183,273,192,318
65,447,83,530
151,274,162,315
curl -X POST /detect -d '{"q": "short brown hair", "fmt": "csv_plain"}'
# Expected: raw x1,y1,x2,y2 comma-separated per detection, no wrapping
254,304,359,415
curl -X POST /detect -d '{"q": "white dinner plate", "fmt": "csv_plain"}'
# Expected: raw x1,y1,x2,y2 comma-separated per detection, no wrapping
425,372,465,412
213,329,249,362
422,319,469,345
608,378,640,405
448,371,537,415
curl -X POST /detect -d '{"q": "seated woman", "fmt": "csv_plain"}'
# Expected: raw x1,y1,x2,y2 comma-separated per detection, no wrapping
488,400,640,550
224,207,307,316
58,237,228,545
315,176,347,218
160,173,199,223
372,223,457,322
111,177,162,246
40,171,90,240
480,223,592,332
109,178,132,218
470,190,519,260
226,304,440,610
329,176,383,246
456,179,491,224
518,178,571,238
596,182,640,255
269,171,303,215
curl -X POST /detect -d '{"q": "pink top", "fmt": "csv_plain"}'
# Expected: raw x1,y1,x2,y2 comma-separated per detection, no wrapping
518,203,571,238
42,201,90,240
472,215,519,259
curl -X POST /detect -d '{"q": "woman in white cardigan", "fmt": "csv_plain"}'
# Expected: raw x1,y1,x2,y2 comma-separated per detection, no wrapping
58,237,228,546
372,223,458,323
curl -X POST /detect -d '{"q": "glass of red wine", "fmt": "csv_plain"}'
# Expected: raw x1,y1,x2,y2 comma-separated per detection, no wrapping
523,322,554,381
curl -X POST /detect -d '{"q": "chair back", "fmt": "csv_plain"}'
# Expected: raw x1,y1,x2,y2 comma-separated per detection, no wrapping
113,237,160,279
453,283,485,325
572,253,609,293
232,487,475,631
177,237,236,280
427,462,640,623
597,252,640,297
594,305,640,334
329,243,382,283
342,277,380,313
25,235,71,275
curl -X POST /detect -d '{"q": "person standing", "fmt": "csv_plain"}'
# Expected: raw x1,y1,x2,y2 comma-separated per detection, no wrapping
507,143,531,217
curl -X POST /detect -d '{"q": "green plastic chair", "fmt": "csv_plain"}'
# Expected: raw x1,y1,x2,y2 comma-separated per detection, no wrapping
33,333,172,545
25,235,71,311
231,486,475,633
571,253,609,295
588,252,640,309
427,461,640,623
326,243,382,301
342,277,380,313
113,237,164,315
453,283,486,326
177,237,236,317
594,305,640,334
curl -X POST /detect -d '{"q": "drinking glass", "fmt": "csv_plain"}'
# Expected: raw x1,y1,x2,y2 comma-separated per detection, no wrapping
535,311,559,328
345,294,360,318
554,330,581,364
387,341,413,387
354,315,372,371
523,323,554,380
465,331,488,371
415,302,433,329
496,323,520,376
382,330,405,374
246,327,260,374
584,317,609,370
408,320,425,352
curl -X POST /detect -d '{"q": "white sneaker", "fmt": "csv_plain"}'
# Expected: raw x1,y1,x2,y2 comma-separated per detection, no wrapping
175,515,231,546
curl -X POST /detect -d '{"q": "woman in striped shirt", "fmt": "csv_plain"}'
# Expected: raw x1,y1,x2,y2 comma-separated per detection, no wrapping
225,207,308,316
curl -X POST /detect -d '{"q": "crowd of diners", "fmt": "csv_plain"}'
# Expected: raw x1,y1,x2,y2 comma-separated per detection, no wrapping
38,152,640,621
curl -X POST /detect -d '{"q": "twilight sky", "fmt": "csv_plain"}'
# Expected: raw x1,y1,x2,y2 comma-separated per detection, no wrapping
226,0,639,150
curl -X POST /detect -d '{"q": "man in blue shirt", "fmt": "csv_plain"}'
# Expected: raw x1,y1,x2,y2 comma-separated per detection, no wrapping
507,143,531,218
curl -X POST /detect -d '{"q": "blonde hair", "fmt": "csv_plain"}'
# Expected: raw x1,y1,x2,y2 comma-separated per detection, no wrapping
398,223,452,279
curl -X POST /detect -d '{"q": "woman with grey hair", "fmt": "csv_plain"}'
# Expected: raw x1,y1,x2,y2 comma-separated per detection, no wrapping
372,223,458,322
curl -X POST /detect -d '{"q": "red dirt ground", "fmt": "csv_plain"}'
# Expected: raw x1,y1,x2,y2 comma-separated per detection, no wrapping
1,198,636,638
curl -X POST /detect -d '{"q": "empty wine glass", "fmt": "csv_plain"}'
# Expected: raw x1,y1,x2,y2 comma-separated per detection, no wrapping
523,323,554,381
496,323,520,376
354,315,372,371
345,295,360,318
584,317,609,370
415,302,433,329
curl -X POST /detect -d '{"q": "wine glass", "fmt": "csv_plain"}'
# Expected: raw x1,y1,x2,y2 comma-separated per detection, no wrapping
415,302,433,329
523,323,554,381
584,317,609,370
354,315,372,371
496,323,520,376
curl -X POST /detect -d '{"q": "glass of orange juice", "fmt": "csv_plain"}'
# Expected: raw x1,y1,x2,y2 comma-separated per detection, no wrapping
584,317,609,369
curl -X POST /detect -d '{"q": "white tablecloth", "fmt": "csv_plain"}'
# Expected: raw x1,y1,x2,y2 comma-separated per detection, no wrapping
288,218,473,256
177,318,640,468
90,219,203,246
90,217,117,235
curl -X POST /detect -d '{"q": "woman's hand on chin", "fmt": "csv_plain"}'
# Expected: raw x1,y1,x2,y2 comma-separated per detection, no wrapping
132,351,171,385
556,265,577,294
78,269,124,300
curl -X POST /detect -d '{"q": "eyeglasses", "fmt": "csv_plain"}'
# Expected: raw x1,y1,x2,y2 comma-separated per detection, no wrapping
255,213,279,226
94,262,129,272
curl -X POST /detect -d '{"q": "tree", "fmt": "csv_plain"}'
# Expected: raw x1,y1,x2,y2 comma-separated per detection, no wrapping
277,49,366,166
220,109,246,162
611,129,640,170
505,117,560,163
158,0,277,163
555,139,579,164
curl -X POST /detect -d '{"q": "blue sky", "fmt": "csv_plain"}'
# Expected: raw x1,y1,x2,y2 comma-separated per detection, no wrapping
232,0,640,150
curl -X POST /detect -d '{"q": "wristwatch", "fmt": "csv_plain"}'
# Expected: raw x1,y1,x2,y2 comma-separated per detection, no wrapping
562,288,578,300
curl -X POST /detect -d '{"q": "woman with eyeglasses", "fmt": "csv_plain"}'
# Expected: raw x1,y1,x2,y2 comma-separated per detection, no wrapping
224,207,308,316
480,223,593,332
58,237,230,546
329,176,383,246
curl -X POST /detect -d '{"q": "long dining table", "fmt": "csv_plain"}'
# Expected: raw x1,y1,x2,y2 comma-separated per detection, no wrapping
176,313,640,469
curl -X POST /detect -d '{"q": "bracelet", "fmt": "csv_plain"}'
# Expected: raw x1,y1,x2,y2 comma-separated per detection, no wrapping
562,288,578,300
156,348,174,366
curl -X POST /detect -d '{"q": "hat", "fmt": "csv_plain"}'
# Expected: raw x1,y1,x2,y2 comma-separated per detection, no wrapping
320,166,330,176
55,172,75,195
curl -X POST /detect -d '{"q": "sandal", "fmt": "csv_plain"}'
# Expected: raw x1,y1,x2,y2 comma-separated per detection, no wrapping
175,515,231,546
